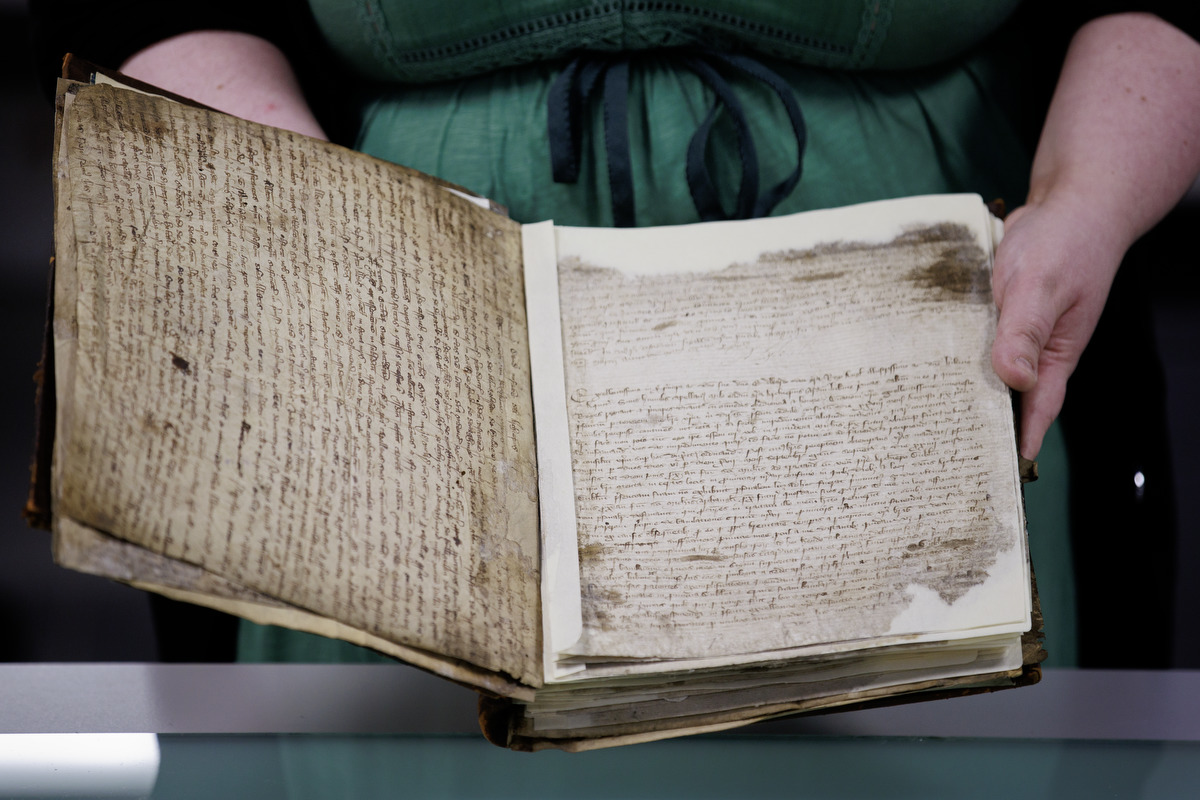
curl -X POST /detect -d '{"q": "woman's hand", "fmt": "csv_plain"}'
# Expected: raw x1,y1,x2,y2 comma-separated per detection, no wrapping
991,13,1200,458
991,194,1124,459
121,30,327,140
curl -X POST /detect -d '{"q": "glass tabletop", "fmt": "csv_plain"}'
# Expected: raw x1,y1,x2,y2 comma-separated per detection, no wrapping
2,666,1198,799
146,734,1200,800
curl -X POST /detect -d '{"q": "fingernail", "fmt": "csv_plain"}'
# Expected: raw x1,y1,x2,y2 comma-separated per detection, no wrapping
1016,356,1035,377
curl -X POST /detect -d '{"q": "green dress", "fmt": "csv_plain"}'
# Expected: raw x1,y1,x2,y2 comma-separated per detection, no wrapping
240,0,1076,666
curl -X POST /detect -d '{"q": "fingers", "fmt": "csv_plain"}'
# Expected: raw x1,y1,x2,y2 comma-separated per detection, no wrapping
1015,349,1072,459
989,202,1114,459
990,306,1050,395
991,280,1073,458
990,220,1062,397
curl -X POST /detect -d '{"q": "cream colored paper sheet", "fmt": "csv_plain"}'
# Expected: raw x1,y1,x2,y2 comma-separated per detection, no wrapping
530,196,1027,664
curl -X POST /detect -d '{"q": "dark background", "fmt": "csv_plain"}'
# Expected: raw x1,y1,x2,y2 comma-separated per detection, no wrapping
1,2,1197,666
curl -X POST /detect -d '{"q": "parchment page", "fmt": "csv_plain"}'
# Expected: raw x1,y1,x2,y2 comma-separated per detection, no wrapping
552,196,1026,660
52,517,535,699
53,84,541,686
521,221,585,681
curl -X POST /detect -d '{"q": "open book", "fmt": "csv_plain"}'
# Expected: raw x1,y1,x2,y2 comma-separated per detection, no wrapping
31,69,1043,751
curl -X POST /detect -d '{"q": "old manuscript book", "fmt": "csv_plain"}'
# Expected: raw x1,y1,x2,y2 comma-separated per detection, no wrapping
35,72,1043,751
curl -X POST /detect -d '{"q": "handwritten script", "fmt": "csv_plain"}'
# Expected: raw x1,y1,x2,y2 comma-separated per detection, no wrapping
558,230,1018,659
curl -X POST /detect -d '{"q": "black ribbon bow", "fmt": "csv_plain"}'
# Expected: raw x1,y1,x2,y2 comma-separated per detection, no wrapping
547,50,807,227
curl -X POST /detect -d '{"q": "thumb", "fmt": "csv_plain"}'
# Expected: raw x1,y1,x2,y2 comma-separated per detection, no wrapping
991,278,1072,458
990,273,1057,394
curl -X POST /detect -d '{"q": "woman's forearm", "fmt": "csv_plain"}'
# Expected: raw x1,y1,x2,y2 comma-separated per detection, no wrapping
121,30,327,140
1027,13,1200,248
991,13,1200,457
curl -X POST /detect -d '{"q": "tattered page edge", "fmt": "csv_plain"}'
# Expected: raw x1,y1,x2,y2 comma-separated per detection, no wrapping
47,81,85,536
22,80,79,529
27,72,184,529
521,219,585,682
29,78,106,528
53,515,536,701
